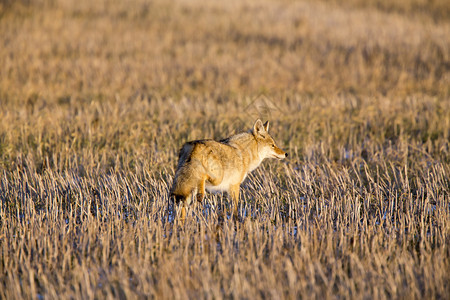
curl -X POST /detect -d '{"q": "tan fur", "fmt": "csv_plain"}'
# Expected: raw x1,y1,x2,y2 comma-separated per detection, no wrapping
170,119,287,222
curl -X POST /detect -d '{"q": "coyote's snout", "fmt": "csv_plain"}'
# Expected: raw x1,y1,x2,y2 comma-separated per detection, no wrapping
170,119,287,221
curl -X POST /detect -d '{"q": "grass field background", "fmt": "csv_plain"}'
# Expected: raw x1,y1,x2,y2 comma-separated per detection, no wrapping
0,0,449,298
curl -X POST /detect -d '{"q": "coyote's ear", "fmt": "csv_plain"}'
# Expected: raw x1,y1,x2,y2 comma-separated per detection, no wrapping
253,119,265,136
263,121,269,132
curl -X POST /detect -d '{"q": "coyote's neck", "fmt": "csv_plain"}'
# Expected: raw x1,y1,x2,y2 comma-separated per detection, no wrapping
227,132,262,173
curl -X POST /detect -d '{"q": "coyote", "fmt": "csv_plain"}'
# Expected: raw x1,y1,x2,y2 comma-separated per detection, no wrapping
170,119,287,221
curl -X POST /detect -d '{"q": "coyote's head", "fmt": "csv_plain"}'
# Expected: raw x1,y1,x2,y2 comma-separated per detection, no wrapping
252,119,288,160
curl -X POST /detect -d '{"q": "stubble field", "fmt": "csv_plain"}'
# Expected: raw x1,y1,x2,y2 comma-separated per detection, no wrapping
0,0,449,298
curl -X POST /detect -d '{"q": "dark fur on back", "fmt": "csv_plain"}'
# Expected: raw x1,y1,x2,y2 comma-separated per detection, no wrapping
176,139,211,168
219,137,231,144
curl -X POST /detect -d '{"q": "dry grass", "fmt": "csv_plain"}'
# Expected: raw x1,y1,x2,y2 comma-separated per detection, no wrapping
0,0,449,299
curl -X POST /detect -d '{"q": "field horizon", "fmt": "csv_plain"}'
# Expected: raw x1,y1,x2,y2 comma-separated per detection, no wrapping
0,0,449,299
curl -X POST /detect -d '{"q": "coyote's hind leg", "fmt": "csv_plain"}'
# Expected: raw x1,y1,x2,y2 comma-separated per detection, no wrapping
177,192,196,226
197,177,207,203
175,199,187,226
180,202,186,225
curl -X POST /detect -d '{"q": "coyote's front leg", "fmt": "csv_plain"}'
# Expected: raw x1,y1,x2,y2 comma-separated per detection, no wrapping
229,184,240,220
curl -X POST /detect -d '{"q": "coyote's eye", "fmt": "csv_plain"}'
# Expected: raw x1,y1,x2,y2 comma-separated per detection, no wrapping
271,144,275,148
